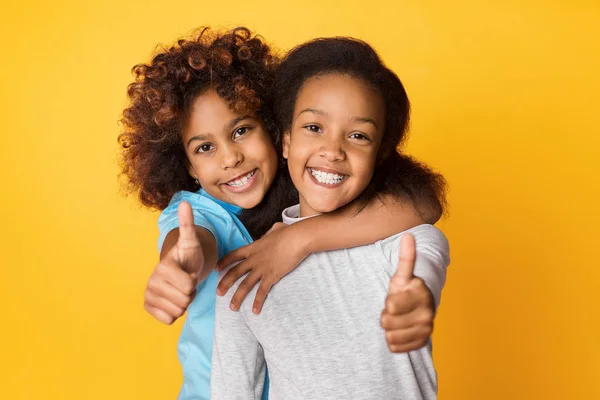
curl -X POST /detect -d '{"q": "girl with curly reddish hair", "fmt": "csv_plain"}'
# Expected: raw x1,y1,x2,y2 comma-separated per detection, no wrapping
119,27,444,399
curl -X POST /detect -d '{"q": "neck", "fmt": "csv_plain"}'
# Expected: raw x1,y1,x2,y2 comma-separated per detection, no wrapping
298,196,319,218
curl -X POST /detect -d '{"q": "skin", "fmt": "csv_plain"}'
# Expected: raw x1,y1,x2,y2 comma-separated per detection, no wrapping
185,90,279,209
282,73,385,216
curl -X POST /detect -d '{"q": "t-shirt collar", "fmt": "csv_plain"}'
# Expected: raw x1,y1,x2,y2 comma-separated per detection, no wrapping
281,204,320,225
198,189,242,215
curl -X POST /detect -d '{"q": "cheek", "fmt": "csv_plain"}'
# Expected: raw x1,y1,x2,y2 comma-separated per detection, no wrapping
263,147,279,177
288,137,314,167
287,147,307,175
191,157,218,182
353,150,378,181
190,160,207,180
251,136,279,174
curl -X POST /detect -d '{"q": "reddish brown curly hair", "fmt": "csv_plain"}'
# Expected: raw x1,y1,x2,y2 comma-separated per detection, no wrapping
118,27,280,210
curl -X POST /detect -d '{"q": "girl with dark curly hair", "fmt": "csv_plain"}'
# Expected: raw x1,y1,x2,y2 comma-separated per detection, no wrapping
119,27,445,399
211,36,449,400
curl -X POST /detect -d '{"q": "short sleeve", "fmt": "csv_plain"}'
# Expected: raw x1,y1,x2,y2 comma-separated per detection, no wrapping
157,191,219,253
380,225,450,309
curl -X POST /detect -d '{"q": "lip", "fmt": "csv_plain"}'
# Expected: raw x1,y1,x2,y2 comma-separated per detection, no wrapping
307,166,347,175
221,169,259,193
306,167,348,189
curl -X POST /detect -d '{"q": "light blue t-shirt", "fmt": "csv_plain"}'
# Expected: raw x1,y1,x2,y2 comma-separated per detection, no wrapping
158,189,269,400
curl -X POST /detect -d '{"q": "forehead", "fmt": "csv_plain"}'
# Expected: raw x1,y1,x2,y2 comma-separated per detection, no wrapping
188,91,236,125
294,74,385,122
183,90,250,141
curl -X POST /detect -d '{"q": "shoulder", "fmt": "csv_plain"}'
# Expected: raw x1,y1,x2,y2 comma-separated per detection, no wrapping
378,224,449,261
159,190,231,223
157,190,227,251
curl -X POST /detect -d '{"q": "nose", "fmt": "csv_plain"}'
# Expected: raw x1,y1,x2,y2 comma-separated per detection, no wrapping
221,144,244,169
319,135,346,162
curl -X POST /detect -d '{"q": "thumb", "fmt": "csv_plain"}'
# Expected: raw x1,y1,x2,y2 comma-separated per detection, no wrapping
177,201,198,249
175,201,202,272
389,233,416,294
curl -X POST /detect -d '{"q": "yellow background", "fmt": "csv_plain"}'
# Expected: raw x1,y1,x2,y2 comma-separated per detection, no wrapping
2,0,599,399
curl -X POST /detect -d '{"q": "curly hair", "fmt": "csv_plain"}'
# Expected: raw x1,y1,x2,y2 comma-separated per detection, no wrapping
118,27,280,210
272,37,447,221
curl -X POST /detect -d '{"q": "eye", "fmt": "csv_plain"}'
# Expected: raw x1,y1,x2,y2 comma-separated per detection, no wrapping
304,124,322,133
233,126,252,139
349,132,371,141
195,143,214,153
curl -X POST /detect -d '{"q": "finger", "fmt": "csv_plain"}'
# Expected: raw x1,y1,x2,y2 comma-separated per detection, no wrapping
177,201,200,250
146,276,194,309
385,326,431,353
144,290,185,319
229,272,261,311
389,233,417,293
265,222,285,236
216,261,251,295
252,279,275,314
155,260,197,295
387,337,430,353
384,291,421,315
380,307,434,331
144,303,175,325
217,246,248,272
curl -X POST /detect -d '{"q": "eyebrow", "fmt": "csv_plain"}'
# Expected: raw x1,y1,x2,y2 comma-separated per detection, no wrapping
186,134,210,148
352,116,378,129
186,115,254,148
297,108,329,118
298,108,378,129
225,115,254,131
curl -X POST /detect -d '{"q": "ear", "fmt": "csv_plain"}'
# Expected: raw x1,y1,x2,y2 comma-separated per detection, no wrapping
282,130,291,160
186,161,198,181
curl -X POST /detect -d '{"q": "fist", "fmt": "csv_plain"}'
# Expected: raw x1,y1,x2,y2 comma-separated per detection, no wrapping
381,233,435,353
144,260,197,324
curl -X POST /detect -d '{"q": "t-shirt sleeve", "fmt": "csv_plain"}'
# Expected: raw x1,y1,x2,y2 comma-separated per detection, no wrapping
381,225,450,310
157,192,219,254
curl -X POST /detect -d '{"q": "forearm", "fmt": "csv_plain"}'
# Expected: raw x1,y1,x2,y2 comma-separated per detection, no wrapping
290,195,426,256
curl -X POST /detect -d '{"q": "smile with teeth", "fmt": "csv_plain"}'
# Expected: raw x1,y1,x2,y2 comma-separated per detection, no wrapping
225,170,256,187
308,168,348,185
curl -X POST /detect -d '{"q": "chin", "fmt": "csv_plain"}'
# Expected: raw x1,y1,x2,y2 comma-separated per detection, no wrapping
235,194,263,210
308,201,340,214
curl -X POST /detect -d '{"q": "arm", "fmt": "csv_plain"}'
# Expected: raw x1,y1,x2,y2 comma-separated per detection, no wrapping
291,194,429,255
143,201,217,324
211,276,266,400
217,195,433,312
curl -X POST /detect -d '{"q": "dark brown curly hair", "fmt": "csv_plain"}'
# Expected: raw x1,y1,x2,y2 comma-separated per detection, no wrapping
118,27,280,210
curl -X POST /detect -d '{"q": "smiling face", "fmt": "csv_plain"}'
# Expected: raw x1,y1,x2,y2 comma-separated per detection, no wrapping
183,90,279,209
282,73,386,217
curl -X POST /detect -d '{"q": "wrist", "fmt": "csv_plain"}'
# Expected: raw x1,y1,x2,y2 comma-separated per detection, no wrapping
287,223,312,261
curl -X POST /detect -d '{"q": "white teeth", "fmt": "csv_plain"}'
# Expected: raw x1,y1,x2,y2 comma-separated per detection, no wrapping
309,168,346,185
227,170,256,187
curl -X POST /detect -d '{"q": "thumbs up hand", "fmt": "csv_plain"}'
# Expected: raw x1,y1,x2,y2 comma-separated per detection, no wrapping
144,202,202,325
381,233,435,353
